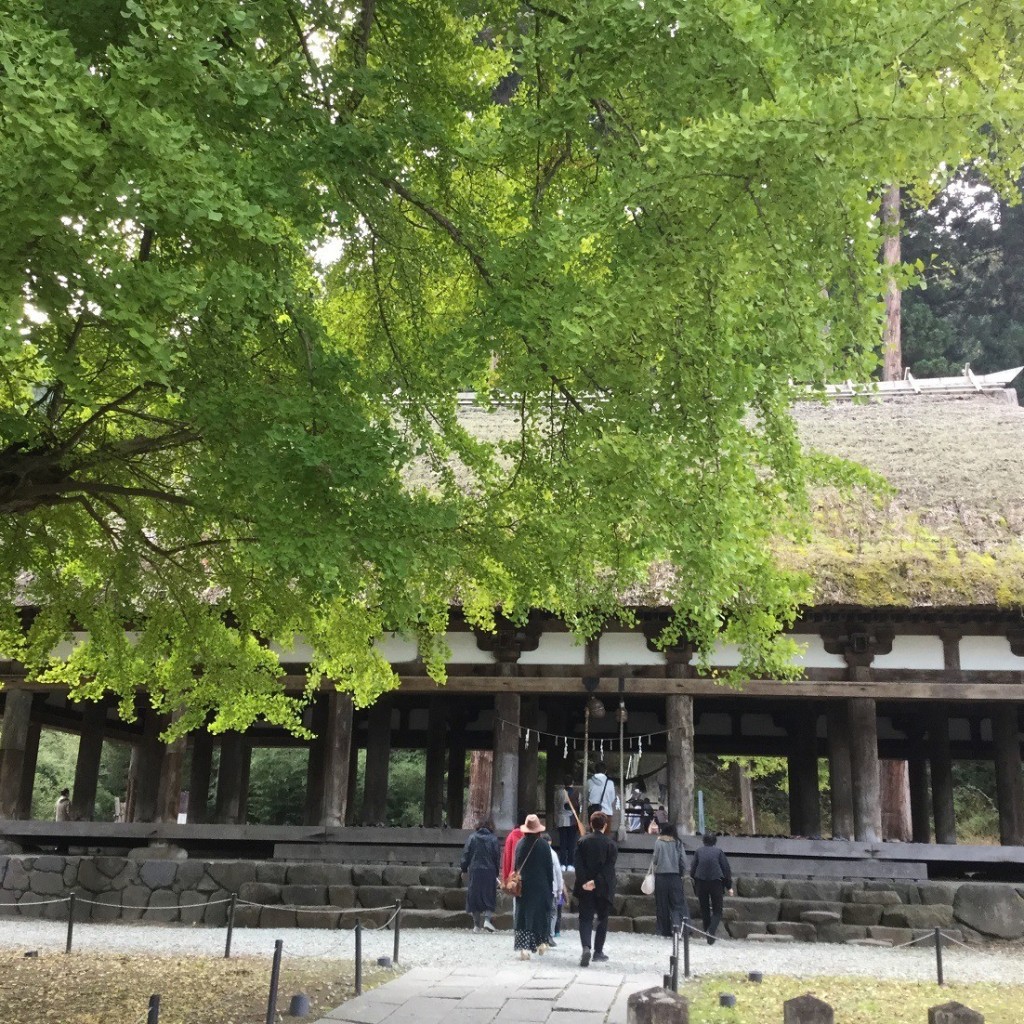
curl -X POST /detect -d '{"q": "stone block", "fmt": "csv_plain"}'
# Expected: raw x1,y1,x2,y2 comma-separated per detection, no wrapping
737,877,781,899
0,889,15,906
63,859,80,887
849,889,900,905
175,861,207,892
727,897,780,922
769,921,816,941
120,885,151,921
864,881,918,904
728,922,769,939
139,860,178,890
127,844,186,861
352,866,384,887
17,893,49,919
358,886,406,909
627,986,689,1024
77,860,112,894
927,1001,985,1024
295,908,342,929
143,889,179,922
801,911,841,926
848,938,892,947
2,859,29,892
256,862,288,885
33,856,64,873
89,893,122,922
868,926,913,946
206,861,257,894
633,916,658,935
621,895,654,918
261,905,298,929
442,888,467,911
920,882,962,906
882,905,954,930
234,904,261,927
282,884,327,906
815,923,867,944
205,895,230,927
405,887,446,911
953,883,1024,940
608,916,633,932
284,863,325,886
780,900,843,922
748,933,795,942
178,890,209,925
0,842,22,856
338,908,390,929
842,903,883,926
381,866,421,887
239,882,282,906
618,874,645,897
783,994,834,1024
328,885,357,909
95,856,132,879
420,866,460,887
31,871,65,896
782,881,843,902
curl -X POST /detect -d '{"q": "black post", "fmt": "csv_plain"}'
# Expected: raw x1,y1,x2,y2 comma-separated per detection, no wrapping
225,893,237,959
670,930,680,992
355,919,363,996
65,893,75,954
682,921,691,979
935,927,944,986
147,994,160,1024
392,901,401,965
265,939,283,1024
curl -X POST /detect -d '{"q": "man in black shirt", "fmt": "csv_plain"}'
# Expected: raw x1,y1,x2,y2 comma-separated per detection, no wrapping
690,833,733,944
572,810,617,966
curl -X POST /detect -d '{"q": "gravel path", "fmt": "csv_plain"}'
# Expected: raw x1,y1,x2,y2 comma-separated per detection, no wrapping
2,920,1023,986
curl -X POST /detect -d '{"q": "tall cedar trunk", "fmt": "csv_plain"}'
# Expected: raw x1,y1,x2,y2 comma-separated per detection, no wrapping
880,758,913,841
731,760,757,834
882,184,902,381
464,750,493,828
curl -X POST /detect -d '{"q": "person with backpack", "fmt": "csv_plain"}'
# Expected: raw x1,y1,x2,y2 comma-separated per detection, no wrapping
586,761,618,817
650,821,689,937
690,832,733,944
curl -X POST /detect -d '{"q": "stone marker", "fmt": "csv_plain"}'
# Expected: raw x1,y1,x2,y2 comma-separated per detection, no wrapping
376,956,393,968
783,994,834,1024
747,972,763,983
719,993,737,1008
627,986,689,1024
928,1002,985,1024
288,993,310,1018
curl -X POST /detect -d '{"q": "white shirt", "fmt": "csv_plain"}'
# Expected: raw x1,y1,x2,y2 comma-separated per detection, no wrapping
549,846,564,899
587,773,618,815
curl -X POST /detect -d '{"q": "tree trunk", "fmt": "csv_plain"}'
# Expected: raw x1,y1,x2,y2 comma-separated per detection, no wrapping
464,750,493,828
731,761,757,834
882,183,902,381
880,758,912,841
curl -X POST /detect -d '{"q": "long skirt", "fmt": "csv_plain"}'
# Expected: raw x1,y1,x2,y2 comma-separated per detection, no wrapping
466,867,497,915
513,882,552,951
654,873,688,936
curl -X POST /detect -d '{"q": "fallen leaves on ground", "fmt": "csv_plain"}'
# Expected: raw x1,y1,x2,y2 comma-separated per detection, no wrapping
0,949,385,1024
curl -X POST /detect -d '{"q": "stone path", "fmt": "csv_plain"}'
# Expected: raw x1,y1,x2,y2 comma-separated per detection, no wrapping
313,964,665,1024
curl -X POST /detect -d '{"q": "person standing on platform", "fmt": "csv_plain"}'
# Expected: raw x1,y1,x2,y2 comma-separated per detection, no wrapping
573,810,617,967
512,814,553,960
55,788,71,822
557,776,581,867
691,832,733,944
461,818,500,933
651,821,689,937
586,762,618,818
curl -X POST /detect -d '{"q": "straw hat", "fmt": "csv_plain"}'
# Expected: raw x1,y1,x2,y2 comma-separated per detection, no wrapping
521,814,544,834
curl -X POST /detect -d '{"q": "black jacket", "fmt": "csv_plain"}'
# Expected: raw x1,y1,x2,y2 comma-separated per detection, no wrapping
690,844,732,889
572,830,618,908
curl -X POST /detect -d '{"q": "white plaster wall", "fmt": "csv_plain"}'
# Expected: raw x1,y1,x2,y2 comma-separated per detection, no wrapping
373,634,418,663
706,642,742,667
519,632,587,665
788,635,847,670
959,635,1024,671
598,632,665,666
872,635,945,671
445,631,495,663
269,637,316,663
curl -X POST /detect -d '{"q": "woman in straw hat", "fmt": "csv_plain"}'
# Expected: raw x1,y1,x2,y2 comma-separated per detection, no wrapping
512,814,554,959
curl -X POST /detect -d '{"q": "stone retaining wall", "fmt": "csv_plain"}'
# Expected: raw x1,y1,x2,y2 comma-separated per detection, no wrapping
2,855,1023,945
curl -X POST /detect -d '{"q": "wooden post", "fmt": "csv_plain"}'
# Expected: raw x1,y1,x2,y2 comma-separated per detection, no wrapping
345,726,360,826
423,699,447,827
446,730,466,829
731,760,756,835
304,698,327,826
826,705,855,840
880,759,913,842
131,708,164,823
848,697,882,843
362,696,392,825
992,705,1024,846
0,688,34,819
517,696,540,816
465,750,493,828
666,695,695,833
491,693,520,830
16,721,41,819
788,717,821,837
156,713,186,824
70,701,107,821
187,730,214,824
929,710,957,845
909,756,932,844
214,732,244,825
320,689,353,827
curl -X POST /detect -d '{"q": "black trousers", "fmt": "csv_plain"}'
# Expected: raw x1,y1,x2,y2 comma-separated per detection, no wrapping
558,825,578,867
654,874,688,936
576,890,610,954
695,878,725,938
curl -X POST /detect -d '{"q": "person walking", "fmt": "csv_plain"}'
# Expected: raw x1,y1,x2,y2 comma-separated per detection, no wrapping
573,810,617,967
512,814,553,960
586,762,618,817
650,821,689,937
691,832,733,944
501,812,527,889
460,818,500,933
55,788,71,822
541,832,567,943
556,775,581,867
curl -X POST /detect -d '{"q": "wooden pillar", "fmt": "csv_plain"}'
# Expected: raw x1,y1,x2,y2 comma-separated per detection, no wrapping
320,689,353,827
465,750,493,828
446,731,466,829
848,697,881,842
71,701,107,821
303,698,327,826
237,739,252,824
544,740,560,829
929,710,957,845
880,759,912,841
16,721,41,819
826,705,855,840
214,732,244,824
517,696,539,816
131,709,164,823
788,715,821,837
188,730,214,824
992,705,1024,847
491,693,520,830
0,689,34,819
909,756,932,844
156,713,186,824
424,700,447,827
666,694,695,832
731,760,756,834
362,696,392,825
345,728,360,826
